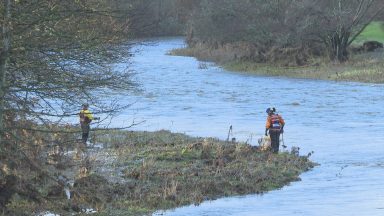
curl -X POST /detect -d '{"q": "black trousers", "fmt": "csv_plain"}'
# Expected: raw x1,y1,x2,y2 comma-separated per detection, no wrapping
81,124,90,144
269,130,281,153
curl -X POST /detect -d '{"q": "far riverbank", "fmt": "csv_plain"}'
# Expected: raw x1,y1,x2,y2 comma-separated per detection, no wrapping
170,46,384,83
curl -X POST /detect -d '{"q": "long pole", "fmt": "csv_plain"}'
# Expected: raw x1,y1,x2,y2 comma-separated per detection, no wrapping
281,132,286,149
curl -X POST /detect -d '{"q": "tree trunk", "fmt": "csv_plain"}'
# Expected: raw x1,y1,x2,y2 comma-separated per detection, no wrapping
0,0,11,145
328,30,350,62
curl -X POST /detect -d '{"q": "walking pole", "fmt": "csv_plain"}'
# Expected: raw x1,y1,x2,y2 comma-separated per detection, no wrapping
281,132,287,149
226,125,232,142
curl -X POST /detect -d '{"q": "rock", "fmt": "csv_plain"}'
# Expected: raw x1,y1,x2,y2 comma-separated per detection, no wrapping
363,41,383,52
291,147,300,156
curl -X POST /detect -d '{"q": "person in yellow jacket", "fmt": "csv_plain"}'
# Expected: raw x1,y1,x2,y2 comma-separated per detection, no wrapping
265,107,285,153
79,103,94,145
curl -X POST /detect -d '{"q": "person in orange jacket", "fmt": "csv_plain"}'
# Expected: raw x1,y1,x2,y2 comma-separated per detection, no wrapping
265,107,285,153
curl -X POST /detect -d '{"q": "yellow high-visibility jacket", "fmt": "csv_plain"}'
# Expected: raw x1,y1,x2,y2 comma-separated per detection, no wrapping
79,109,94,124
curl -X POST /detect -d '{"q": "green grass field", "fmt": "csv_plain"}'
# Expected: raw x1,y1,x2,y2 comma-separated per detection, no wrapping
354,21,384,45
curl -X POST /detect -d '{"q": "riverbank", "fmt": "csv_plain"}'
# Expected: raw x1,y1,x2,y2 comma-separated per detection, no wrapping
4,130,315,215
98,130,315,215
169,46,384,83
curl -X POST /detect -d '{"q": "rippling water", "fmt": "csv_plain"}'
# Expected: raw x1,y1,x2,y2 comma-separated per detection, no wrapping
115,37,384,216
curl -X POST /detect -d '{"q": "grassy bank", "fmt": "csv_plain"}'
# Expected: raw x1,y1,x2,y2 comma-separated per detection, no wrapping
5,130,315,215
94,130,316,215
223,56,384,83
170,22,384,83
170,46,384,83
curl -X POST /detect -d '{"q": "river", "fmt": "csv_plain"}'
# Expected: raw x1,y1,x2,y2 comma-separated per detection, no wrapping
115,37,384,216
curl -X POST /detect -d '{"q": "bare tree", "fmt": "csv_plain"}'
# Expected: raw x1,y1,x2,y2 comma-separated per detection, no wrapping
187,0,302,47
299,0,384,62
186,0,384,62
0,0,139,210
123,0,195,37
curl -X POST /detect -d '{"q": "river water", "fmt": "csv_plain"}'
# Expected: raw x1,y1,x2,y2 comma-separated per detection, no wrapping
116,37,384,216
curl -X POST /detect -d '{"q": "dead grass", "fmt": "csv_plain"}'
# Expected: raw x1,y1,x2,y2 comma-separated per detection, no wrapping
5,130,316,215
92,130,316,215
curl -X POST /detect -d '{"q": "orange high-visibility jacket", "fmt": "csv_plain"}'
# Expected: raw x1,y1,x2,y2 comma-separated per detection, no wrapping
266,114,285,130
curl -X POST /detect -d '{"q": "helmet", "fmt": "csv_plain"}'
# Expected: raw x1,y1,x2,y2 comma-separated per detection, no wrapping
82,103,89,108
266,107,276,114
